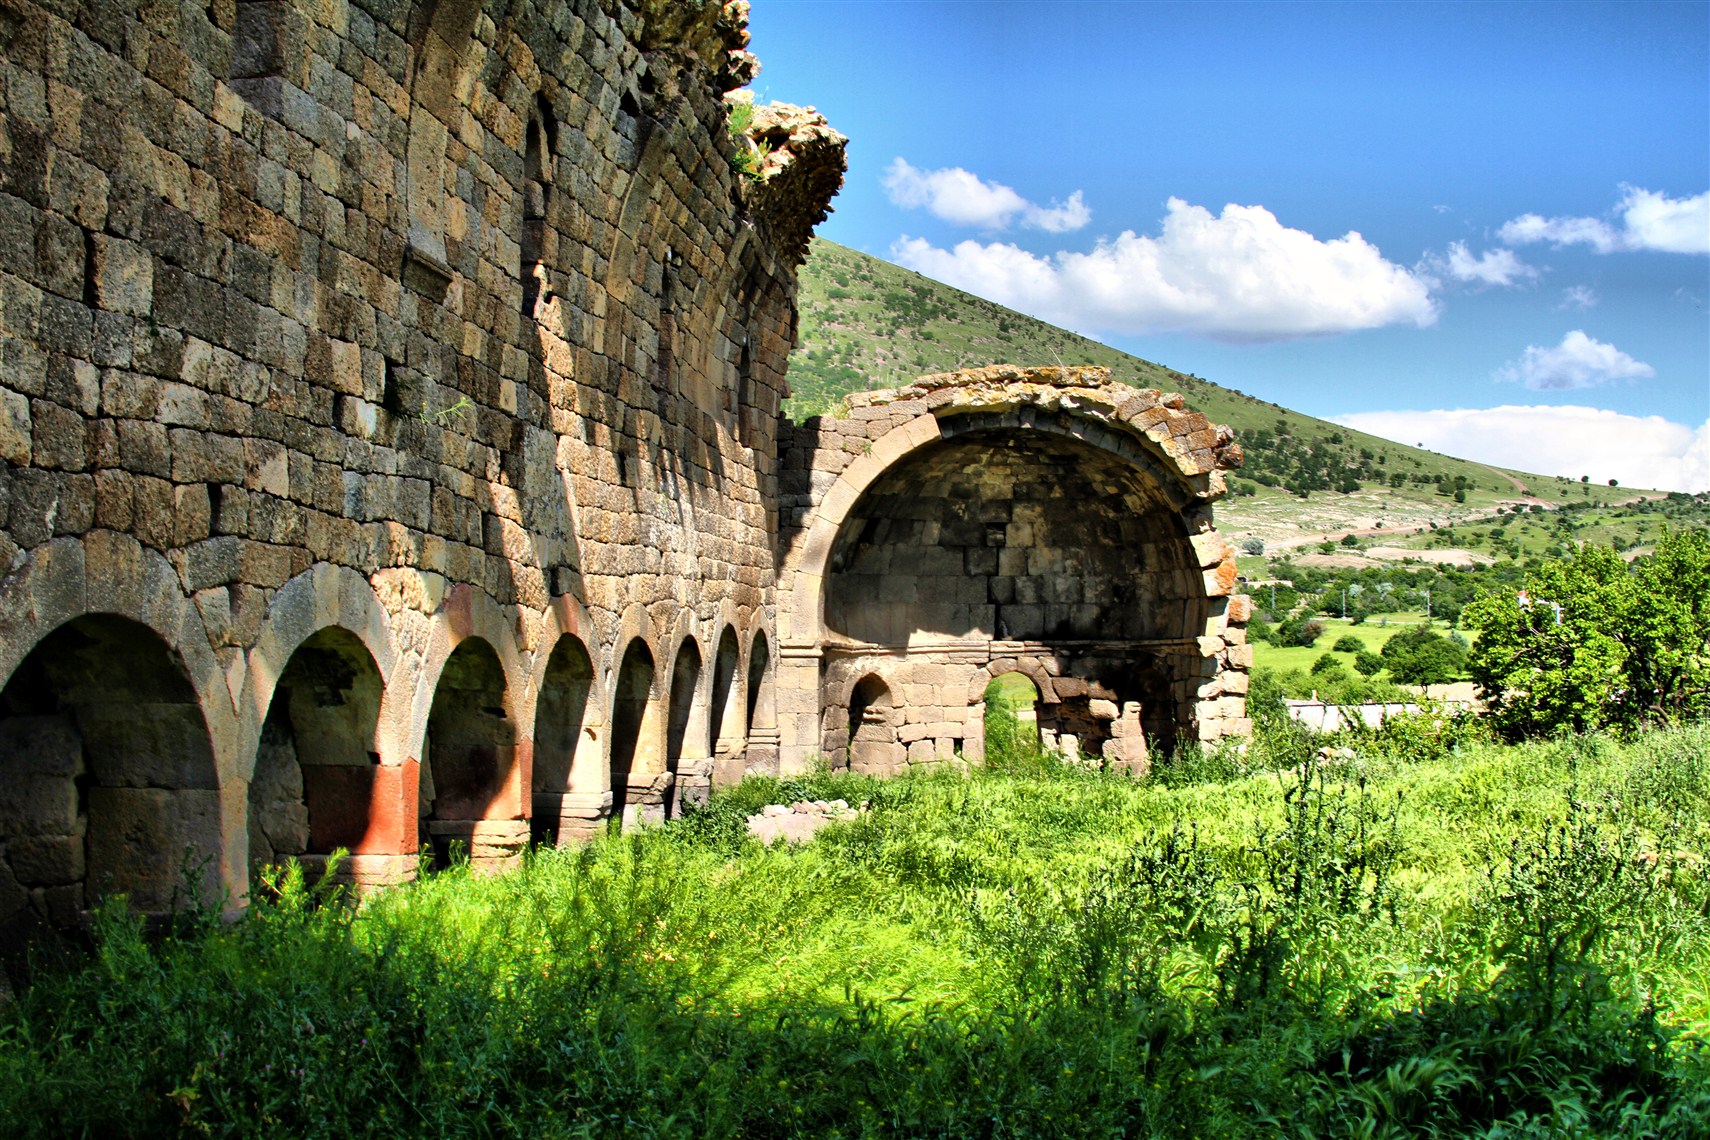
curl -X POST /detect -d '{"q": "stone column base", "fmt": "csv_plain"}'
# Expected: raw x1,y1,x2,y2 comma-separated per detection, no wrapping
621,772,674,831
673,757,713,815
295,852,420,896
426,818,528,874
532,791,613,844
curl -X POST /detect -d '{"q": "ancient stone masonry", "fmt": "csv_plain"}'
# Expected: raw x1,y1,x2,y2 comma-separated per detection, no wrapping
775,366,1252,776
0,0,845,942
0,0,1247,949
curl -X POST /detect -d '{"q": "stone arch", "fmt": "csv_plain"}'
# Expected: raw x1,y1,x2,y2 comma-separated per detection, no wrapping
0,533,240,918
249,628,391,886
530,596,604,845
779,377,1245,772
787,400,1215,649
245,564,399,770
664,634,705,816
411,585,530,872
845,672,902,776
609,637,664,829
0,614,223,949
420,637,523,872
707,621,744,787
744,629,777,775
978,670,1043,768
969,657,1059,706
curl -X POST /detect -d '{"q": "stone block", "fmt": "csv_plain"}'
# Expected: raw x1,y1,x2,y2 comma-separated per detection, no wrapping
0,388,32,464
90,234,153,316
9,835,86,886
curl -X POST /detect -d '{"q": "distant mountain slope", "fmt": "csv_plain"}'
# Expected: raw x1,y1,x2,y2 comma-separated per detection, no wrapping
786,238,1645,545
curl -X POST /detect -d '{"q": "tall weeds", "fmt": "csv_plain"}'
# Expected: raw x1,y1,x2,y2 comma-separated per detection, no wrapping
0,724,1706,1136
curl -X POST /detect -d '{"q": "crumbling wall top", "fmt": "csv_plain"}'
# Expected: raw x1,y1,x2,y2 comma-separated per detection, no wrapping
732,100,849,267
835,365,1245,480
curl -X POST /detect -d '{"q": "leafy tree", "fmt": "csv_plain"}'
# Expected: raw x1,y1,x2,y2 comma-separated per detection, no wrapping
1241,537,1265,556
1381,625,1468,685
1353,650,1385,677
1274,617,1326,648
1465,529,1710,737
1332,635,1365,653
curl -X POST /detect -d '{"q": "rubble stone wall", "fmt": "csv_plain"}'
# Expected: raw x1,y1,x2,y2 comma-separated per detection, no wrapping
0,0,844,936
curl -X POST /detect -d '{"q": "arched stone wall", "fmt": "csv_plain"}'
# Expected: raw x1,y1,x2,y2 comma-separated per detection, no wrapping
777,367,1250,774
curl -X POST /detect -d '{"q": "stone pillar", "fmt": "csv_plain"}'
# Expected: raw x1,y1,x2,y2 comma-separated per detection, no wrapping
776,641,822,774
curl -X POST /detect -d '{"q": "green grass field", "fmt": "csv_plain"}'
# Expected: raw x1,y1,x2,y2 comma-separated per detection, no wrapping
3,719,1707,1137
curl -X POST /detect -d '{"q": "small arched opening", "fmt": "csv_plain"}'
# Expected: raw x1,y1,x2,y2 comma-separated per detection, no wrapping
744,632,777,776
251,628,383,877
846,674,901,776
421,639,523,871
0,616,222,955
609,639,662,829
707,626,743,787
664,639,705,817
981,672,1042,770
531,636,593,845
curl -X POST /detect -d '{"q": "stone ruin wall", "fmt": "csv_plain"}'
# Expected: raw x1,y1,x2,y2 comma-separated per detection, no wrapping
0,0,846,940
0,0,1251,949
775,366,1252,777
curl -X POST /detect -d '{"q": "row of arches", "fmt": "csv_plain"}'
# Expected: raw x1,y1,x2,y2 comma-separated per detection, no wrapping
0,538,776,949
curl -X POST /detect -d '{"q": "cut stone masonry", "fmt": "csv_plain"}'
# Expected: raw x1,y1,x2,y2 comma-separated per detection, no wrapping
0,0,1244,951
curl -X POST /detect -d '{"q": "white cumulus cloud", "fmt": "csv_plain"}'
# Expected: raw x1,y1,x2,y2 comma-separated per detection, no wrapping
1332,406,1709,493
882,159,1091,233
1499,186,1710,255
1495,330,1655,390
1417,241,1537,288
892,197,1437,343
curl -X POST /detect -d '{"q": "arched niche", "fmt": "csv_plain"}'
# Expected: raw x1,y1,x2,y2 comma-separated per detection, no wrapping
420,637,525,871
664,638,705,816
744,631,777,776
846,674,902,776
609,638,664,830
531,635,595,845
250,628,385,877
707,626,743,787
824,428,1201,647
0,615,222,950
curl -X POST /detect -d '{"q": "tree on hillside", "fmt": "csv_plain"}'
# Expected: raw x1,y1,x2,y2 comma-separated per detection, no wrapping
1380,625,1468,686
1465,529,1710,738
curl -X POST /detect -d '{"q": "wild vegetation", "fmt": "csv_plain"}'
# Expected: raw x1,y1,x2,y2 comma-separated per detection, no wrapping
3,706,1707,1136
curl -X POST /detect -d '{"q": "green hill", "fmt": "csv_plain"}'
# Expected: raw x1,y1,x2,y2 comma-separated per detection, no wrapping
786,238,1677,550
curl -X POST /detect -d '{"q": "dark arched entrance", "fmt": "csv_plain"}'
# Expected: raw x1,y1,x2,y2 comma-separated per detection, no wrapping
421,639,523,871
532,636,594,845
0,616,222,950
251,628,383,874
821,426,1202,768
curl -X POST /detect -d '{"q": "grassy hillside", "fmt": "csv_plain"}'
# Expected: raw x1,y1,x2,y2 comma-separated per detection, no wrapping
787,239,1678,549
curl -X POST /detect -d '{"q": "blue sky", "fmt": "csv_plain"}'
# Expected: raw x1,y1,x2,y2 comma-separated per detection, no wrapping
747,1,1709,491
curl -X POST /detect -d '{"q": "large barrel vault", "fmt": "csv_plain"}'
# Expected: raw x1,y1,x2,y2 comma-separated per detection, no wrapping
776,366,1252,774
